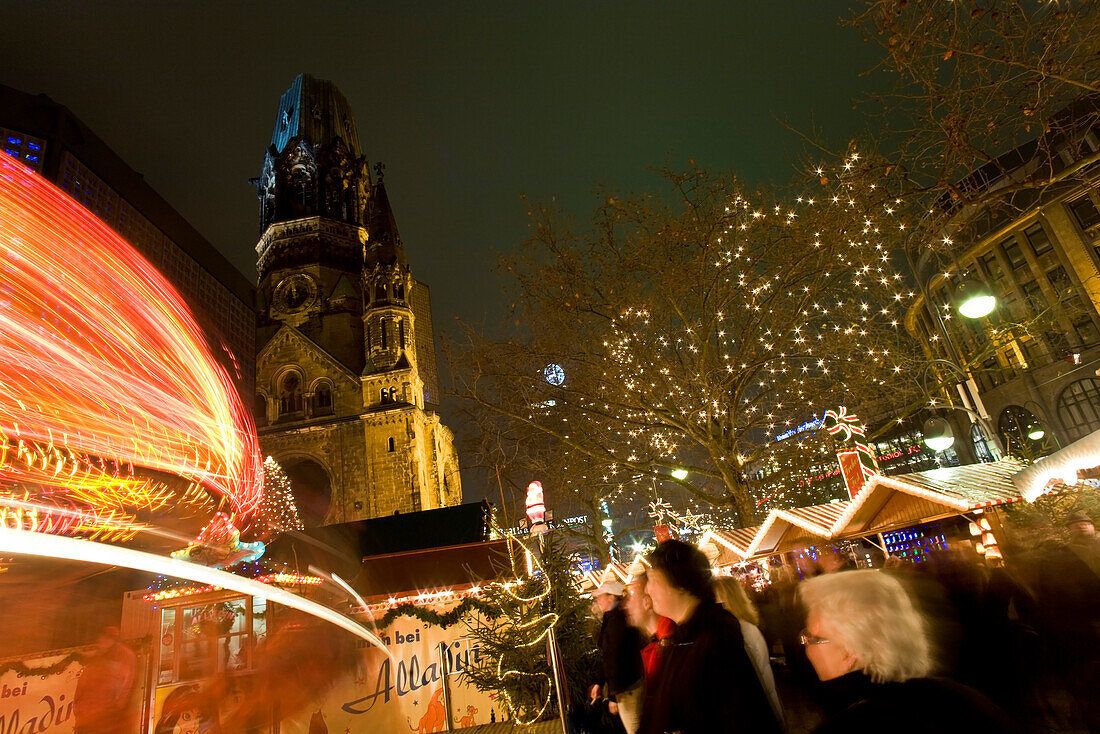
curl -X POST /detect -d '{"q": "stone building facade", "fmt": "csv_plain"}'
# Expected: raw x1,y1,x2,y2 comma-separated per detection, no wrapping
254,74,461,525
906,118,1100,455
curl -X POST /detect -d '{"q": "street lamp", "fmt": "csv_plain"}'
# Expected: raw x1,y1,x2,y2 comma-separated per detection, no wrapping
670,468,689,481
922,416,956,451
955,279,997,319
1027,423,1046,441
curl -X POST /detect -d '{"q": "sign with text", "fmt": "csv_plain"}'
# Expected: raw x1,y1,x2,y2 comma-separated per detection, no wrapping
279,603,503,733
0,652,81,733
837,449,869,500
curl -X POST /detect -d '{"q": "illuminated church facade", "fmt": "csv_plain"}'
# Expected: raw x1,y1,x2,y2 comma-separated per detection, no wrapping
253,74,461,525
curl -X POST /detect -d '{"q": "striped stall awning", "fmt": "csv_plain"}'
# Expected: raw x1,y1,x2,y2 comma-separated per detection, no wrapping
699,526,760,566
694,458,1055,562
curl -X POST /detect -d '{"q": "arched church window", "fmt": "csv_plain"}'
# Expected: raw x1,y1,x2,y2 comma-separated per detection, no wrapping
394,282,404,300
388,437,395,452
278,373,303,415
381,320,388,349
313,383,333,416
375,283,387,301
398,319,405,348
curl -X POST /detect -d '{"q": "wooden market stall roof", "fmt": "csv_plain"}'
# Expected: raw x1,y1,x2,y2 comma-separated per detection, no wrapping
700,458,1031,563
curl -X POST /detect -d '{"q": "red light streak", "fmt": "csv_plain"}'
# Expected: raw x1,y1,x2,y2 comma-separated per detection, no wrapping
0,156,261,522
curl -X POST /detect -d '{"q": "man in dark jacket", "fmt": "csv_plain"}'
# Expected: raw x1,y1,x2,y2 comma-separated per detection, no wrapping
641,541,782,734
594,576,645,734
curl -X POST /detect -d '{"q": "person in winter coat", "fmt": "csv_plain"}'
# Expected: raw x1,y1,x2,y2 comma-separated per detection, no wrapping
713,575,784,728
623,570,676,685
594,576,645,734
799,569,1018,734
639,540,782,734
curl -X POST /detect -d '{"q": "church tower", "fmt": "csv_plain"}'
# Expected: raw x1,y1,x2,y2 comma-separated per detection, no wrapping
253,74,461,525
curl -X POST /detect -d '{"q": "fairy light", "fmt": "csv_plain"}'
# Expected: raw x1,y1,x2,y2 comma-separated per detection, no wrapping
0,157,262,518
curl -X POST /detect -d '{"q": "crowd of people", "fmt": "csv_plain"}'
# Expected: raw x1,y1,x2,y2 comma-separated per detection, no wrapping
577,509,1100,734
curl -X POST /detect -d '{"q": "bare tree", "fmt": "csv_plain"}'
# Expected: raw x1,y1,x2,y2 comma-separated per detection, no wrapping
850,0,1099,236
450,166,924,528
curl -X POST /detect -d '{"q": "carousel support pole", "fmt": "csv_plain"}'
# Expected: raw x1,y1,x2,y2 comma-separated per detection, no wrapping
438,641,454,731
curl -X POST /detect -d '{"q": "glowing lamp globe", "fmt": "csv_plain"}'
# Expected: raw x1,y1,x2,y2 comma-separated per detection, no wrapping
670,468,689,481
956,279,996,319
922,416,955,452
1027,424,1046,441
525,480,546,525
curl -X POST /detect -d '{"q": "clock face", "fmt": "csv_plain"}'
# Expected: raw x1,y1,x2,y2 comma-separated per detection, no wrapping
273,274,317,315
544,363,566,386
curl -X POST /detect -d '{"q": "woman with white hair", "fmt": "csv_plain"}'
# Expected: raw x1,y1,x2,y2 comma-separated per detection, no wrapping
799,570,1016,733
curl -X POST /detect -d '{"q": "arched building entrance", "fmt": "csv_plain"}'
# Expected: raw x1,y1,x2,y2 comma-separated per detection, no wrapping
282,458,332,527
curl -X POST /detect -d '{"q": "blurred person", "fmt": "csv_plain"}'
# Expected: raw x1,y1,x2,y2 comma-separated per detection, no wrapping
714,576,784,728
592,576,644,734
640,540,781,734
74,626,136,734
1031,511,1100,731
622,572,675,685
799,569,1016,733
818,549,852,574
1065,510,1100,576
575,682,628,734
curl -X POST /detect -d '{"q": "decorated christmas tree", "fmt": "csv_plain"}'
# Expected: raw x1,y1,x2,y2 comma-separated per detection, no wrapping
257,456,305,536
463,533,599,724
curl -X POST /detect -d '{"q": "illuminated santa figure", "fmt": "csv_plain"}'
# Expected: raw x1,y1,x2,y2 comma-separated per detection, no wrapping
525,481,546,527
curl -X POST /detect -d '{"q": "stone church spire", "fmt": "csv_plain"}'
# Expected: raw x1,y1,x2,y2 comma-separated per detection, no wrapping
253,74,460,525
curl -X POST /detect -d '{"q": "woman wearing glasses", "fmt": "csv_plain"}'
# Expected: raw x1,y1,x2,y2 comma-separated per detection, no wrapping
799,570,1016,733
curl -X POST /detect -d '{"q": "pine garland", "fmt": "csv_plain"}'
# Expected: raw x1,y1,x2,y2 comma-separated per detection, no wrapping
372,596,496,629
0,652,84,678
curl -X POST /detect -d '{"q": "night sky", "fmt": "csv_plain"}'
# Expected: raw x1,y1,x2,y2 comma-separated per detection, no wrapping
1,2,885,498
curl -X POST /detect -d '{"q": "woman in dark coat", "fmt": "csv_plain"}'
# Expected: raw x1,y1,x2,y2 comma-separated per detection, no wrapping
639,540,782,734
799,569,1018,734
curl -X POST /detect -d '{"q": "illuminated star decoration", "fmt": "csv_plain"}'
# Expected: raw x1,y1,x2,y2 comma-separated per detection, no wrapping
0,156,262,537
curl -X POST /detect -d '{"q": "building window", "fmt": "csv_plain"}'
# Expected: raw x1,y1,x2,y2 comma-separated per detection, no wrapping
1002,238,1028,271
978,251,1005,288
313,383,333,415
395,282,405,300
278,373,303,415
1020,280,1046,315
1068,194,1100,230
381,319,388,349
970,422,999,463
1023,222,1053,256
979,356,1002,390
158,597,267,685
388,437,395,452
398,319,405,348
1057,378,1100,441
254,395,268,427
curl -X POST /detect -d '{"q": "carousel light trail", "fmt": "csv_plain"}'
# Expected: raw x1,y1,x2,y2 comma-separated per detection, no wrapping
0,525,389,653
0,156,261,518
